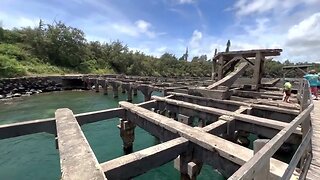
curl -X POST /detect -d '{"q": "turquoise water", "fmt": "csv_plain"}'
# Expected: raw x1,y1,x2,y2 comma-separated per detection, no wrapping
0,90,223,180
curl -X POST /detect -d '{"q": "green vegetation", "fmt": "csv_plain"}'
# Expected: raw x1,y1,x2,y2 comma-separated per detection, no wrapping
0,20,211,78
0,20,318,78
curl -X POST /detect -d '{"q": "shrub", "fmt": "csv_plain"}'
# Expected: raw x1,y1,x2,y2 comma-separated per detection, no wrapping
0,55,27,77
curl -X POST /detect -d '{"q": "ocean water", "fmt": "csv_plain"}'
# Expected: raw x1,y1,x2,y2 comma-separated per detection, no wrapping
0,90,224,180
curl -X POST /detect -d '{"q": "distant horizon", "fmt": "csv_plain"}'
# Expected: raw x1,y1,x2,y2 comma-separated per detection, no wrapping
1,0,320,62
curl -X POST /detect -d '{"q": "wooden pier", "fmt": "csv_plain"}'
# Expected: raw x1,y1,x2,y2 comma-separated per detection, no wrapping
306,100,320,180
0,49,318,180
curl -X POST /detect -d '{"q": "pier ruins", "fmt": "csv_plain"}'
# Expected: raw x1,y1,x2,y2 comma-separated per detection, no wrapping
0,48,319,180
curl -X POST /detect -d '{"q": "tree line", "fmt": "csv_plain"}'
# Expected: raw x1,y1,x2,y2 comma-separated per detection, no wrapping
0,20,317,78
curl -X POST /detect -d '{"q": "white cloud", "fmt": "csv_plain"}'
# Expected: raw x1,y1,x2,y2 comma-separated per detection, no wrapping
287,12,320,41
0,12,39,29
232,0,320,16
135,20,158,38
177,0,196,4
189,30,202,48
285,12,320,60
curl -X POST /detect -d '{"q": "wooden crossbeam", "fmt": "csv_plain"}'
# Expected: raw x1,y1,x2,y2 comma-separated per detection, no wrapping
119,101,291,179
168,92,299,115
152,96,302,135
101,137,189,179
55,108,106,180
228,103,314,180
213,49,282,60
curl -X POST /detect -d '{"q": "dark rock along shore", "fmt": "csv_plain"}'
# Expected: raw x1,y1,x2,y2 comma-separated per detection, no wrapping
0,77,63,99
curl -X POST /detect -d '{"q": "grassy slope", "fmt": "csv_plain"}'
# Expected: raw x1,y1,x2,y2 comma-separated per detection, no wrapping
0,43,113,78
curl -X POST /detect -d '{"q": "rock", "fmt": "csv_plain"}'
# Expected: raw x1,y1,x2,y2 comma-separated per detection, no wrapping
38,90,42,93
30,89,37,94
26,92,32,95
6,94,12,98
0,95,4,99
13,93,22,97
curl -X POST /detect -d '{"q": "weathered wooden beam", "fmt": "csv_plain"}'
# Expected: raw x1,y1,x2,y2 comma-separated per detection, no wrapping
228,103,314,180
101,137,188,179
152,96,302,135
253,139,270,180
207,61,249,89
213,49,282,60
168,92,299,115
119,101,290,179
55,108,106,180
282,129,312,180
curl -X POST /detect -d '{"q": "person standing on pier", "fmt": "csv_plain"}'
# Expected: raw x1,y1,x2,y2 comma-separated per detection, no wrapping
283,80,292,103
304,70,319,100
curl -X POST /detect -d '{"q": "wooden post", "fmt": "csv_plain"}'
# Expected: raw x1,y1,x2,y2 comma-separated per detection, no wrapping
212,59,217,81
217,56,224,80
252,52,263,90
253,139,270,180
301,114,311,168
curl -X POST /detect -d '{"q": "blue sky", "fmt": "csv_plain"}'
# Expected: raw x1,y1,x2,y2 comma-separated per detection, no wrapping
1,0,320,62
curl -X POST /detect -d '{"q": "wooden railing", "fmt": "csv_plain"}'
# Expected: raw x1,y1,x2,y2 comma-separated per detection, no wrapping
228,79,313,180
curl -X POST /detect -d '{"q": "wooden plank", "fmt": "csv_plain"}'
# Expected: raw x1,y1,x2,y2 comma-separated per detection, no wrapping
119,101,292,179
307,100,320,179
213,49,282,60
101,137,188,179
228,103,313,180
207,61,249,89
55,108,106,180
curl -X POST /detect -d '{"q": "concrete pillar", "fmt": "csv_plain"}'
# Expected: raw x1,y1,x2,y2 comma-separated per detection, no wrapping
178,114,192,125
253,139,270,180
112,84,119,98
103,81,108,95
121,84,126,94
174,154,202,180
198,118,206,127
118,119,136,154
127,87,133,102
133,88,138,96
144,92,152,101
95,79,99,92
140,85,153,101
